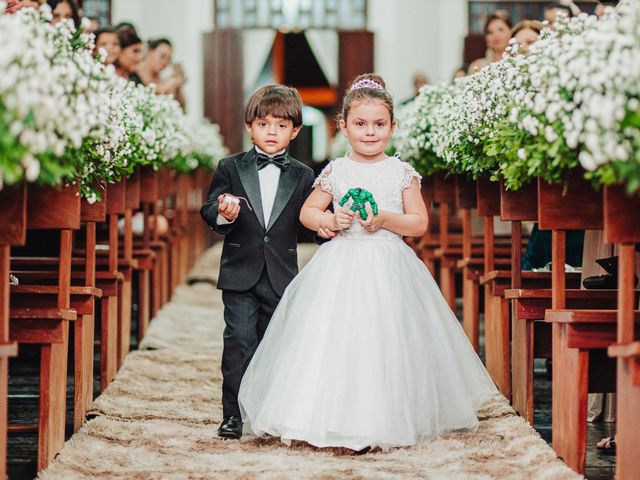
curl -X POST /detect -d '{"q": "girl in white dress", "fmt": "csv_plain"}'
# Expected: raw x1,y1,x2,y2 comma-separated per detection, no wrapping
238,74,498,451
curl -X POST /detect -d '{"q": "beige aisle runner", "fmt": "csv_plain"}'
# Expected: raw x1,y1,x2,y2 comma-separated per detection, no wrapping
39,244,581,480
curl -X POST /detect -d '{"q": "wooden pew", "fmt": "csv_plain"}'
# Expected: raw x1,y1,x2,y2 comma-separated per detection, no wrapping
95,180,125,389
482,181,579,402
539,174,635,473
156,169,174,305
9,184,80,470
604,185,640,480
135,167,160,338
190,169,211,258
175,173,191,285
415,175,441,278
434,173,462,310
10,185,104,431
434,174,512,312
0,186,24,478
115,171,140,363
474,179,513,395
455,177,480,351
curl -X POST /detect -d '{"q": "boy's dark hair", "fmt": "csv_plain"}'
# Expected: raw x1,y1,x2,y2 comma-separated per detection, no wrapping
244,85,303,127
544,2,574,17
599,0,619,5
148,37,172,50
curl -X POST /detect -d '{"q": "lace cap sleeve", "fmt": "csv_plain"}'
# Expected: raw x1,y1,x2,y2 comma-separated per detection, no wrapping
401,162,422,189
313,161,334,194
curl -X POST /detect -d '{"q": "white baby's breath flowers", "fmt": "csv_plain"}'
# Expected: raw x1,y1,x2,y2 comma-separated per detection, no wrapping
0,6,227,197
396,0,640,190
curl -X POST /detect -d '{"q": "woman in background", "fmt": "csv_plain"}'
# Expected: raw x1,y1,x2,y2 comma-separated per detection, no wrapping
93,27,121,66
5,0,43,14
136,38,186,108
511,19,544,55
47,0,80,28
468,10,512,74
115,30,144,84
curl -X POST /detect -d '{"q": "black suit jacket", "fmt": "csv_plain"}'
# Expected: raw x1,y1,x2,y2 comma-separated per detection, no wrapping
200,149,316,296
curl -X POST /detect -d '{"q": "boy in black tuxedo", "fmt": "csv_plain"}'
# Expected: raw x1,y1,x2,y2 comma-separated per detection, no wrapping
201,85,327,439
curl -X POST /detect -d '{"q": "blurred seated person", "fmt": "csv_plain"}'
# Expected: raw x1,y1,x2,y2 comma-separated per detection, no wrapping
118,213,169,237
136,38,186,108
468,10,512,74
85,15,99,33
400,72,429,105
452,67,467,81
511,20,544,55
115,20,138,36
543,1,579,27
93,27,120,66
5,0,43,14
522,226,584,270
596,0,619,17
47,0,80,28
116,30,144,84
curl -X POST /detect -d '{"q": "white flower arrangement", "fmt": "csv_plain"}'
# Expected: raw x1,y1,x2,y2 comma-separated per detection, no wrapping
396,0,640,192
0,4,227,199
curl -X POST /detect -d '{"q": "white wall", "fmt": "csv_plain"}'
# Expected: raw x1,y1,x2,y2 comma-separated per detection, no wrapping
112,0,214,120
369,0,467,101
111,0,466,118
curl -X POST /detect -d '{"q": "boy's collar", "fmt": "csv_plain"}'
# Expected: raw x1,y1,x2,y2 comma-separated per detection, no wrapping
254,146,286,159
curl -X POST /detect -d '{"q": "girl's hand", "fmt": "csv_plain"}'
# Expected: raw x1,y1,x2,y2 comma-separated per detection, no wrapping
333,206,355,230
319,207,354,231
358,208,386,233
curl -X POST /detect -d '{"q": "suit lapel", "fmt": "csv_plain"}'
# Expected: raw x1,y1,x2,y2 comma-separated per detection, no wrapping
266,160,303,232
235,149,266,230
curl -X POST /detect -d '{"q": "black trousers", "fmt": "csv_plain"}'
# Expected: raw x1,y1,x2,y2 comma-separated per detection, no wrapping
221,267,281,418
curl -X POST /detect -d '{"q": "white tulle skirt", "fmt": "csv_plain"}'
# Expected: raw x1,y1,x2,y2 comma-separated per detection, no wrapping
238,237,497,450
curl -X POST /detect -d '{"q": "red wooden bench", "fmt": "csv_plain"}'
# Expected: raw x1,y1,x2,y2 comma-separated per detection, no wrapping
603,184,640,480
481,181,578,400
473,179,516,395
8,184,80,470
538,174,636,473
0,185,24,477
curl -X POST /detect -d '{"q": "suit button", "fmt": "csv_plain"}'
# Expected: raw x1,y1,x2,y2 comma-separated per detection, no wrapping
264,236,271,244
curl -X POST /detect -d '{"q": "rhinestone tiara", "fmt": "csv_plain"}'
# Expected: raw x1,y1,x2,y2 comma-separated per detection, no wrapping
350,79,385,92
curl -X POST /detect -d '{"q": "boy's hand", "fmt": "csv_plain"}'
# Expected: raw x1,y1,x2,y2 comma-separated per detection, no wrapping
218,194,241,222
317,227,336,239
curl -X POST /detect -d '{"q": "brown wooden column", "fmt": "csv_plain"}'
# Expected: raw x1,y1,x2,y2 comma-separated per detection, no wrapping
203,29,244,153
338,30,374,98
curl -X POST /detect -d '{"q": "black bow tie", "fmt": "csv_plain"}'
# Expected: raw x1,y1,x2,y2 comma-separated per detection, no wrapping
256,152,290,171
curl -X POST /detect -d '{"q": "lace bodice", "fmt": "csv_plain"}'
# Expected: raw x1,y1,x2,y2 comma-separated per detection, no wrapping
313,155,422,241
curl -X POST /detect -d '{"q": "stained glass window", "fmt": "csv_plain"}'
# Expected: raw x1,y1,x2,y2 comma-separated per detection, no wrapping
214,0,367,29
78,0,111,27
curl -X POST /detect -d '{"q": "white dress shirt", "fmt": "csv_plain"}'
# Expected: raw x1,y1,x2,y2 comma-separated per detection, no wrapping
217,146,284,227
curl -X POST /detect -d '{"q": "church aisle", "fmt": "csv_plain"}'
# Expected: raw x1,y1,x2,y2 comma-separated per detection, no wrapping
38,244,579,480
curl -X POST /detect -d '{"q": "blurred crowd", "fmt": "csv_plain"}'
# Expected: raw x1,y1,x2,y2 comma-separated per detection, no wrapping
463,0,620,77
5,0,187,110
